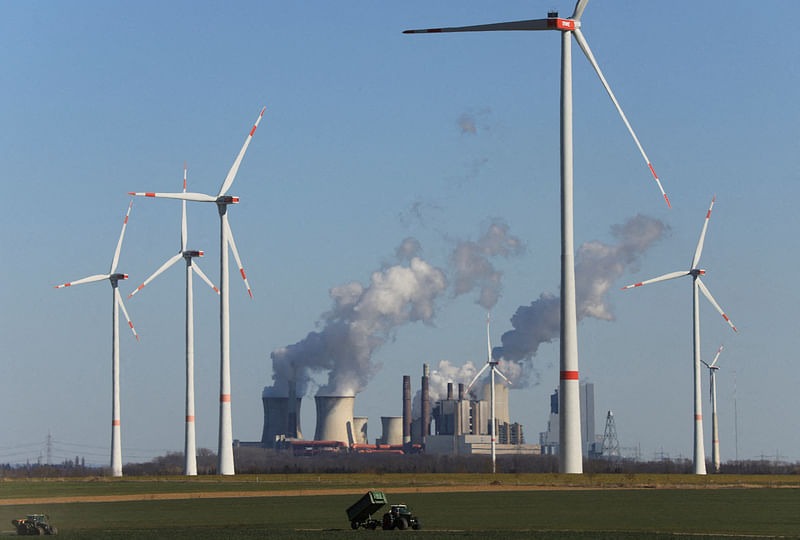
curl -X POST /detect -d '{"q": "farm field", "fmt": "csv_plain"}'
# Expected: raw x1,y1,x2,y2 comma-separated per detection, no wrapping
0,474,797,539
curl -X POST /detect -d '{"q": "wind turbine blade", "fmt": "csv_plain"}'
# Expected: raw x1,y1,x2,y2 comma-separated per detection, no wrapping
621,270,689,290
691,197,715,269
127,253,183,299
572,0,590,21
572,28,670,208
494,367,513,386
710,344,724,367
127,192,217,203
192,261,220,294
224,219,252,298
181,162,188,252
697,277,738,333
217,107,266,198
110,201,133,274
54,274,109,288
404,18,555,34
466,362,491,392
701,359,711,368
116,289,139,341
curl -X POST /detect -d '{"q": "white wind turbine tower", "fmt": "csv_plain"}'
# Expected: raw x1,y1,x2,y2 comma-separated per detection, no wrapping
54,201,139,477
129,107,264,475
405,0,670,473
127,163,220,476
466,313,512,474
702,344,724,473
622,197,738,475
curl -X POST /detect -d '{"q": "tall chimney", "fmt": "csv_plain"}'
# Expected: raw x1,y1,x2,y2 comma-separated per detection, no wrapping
458,383,465,401
421,364,430,438
447,382,454,400
402,375,411,444
287,371,298,438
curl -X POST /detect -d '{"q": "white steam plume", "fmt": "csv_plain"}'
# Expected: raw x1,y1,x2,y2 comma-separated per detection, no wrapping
267,243,447,397
490,214,667,388
450,220,524,309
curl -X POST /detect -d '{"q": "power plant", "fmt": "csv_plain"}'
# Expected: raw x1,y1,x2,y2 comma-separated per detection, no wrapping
258,363,537,457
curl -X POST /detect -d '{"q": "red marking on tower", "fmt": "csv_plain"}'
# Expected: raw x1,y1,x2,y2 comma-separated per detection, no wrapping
112,420,121,426
220,394,231,403
186,415,195,422
560,370,579,380
695,414,702,420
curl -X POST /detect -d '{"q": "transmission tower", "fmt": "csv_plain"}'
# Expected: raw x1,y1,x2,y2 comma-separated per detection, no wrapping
601,410,620,458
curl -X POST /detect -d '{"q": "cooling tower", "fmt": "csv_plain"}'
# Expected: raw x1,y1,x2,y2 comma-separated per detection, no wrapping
402,375,411,444
380,416,403,446
314,395,355,444
483,382,510,424
421,364,430,438
352,416,368,445
261,393,303,444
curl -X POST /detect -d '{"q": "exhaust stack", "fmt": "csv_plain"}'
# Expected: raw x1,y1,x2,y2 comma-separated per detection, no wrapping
403,375,411,444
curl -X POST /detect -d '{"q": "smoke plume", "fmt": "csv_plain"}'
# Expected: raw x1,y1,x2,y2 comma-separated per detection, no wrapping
268,243,447,397
450,220,524,309
490,214,667,387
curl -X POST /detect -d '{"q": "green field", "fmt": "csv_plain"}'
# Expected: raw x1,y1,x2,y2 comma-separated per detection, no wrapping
0,474,797,539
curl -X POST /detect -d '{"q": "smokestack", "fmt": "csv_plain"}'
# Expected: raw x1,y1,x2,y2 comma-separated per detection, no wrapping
447,382,454,400
287,374,299,438
458,383,465,401
403,375,411,444
380,416,403,445
314,395,355,444
422,364,430,438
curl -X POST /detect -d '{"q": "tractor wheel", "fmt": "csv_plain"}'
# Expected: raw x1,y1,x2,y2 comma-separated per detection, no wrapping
350,521,359,530
382,515,392,530
397,517,408,530
35,526,45,535
412,519,421,530
49,527,58,535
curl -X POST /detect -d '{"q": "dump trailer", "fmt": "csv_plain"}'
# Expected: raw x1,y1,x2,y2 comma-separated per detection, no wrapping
346,490,387,529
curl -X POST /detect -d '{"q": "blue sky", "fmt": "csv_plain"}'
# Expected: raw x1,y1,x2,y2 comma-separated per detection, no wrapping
1,1,798,466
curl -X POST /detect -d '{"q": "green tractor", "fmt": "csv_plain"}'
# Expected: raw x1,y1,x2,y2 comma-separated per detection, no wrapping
381,504,421,530
11,514,58,535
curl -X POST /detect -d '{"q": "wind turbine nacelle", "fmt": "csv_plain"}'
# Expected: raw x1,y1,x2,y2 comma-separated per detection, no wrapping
691,269,706,276
547,16,578,31
110,273,128,281
217,196,239,204
184,250,204,258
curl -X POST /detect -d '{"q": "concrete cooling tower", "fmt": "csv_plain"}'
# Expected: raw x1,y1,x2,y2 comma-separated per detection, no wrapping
261,394,302,444
352,416,368,445
380,416,403,445
314,395,355,444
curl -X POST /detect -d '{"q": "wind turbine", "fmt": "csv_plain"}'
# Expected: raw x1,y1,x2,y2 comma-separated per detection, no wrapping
127,163,220,476
54,201,138,477
622,197,738,474
702,344,724,473
466,313,512,474
129,107,264,475
405,0,670,473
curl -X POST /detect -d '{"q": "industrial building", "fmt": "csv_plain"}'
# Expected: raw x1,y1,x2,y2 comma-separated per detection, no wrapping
257,362,537,456
539,382,601,456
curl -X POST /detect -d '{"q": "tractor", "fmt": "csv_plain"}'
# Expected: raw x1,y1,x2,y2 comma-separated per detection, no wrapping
381,504,421,530
11,514,58,535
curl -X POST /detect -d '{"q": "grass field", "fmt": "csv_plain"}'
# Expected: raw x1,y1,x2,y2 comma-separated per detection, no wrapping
0,474,797,539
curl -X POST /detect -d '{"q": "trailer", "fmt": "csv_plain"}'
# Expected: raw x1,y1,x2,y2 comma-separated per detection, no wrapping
346,490,387,530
